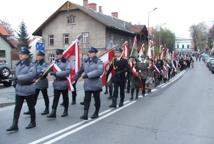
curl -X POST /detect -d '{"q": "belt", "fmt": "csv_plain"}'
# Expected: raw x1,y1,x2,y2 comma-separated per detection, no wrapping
56,78,67,81
18,81,34,85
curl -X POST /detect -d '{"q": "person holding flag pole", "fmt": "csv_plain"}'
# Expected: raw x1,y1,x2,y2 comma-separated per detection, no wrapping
107,47,129,108
47,49,73,118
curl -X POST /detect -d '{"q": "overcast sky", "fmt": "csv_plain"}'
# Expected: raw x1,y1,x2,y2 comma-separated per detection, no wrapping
0,0,214,38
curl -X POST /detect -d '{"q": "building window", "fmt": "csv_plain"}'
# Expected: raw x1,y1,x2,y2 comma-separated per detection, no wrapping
63,33,69,45
0,50,6,57
182,44,184,49
177,44,179,48
187,44,190,49
67,15,76,24
48,35,54,46
82,32,89,44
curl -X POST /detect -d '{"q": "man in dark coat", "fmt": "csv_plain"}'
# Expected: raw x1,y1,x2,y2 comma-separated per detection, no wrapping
107,48,129,108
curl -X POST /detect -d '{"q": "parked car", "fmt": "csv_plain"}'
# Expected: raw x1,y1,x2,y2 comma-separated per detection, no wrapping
0,64,12,87
208,59,214,73
207,58,214,68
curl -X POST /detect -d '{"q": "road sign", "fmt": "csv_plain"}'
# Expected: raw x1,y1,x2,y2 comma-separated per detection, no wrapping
36,42,45,52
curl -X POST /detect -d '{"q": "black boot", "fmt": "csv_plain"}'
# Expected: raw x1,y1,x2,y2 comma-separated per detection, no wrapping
47,109,56,118
135,89,139,100
26,111,36,129
6,119,18,132
80,101,84,105
108,96,112,100
26,121,36,129
23,111,30,115
91,111,99,119
80,110,88,120
71,94,76,105
61,110,68,117
41,107,49,115
119,100,124,107
109,98,117,108
60,102,64,106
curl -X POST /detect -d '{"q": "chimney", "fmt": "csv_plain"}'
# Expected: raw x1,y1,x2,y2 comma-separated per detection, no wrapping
99,6,102,13
88,3,97,11
111,12,118,18
83,0,88,7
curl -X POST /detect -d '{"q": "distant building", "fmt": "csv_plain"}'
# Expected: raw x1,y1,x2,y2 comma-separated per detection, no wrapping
33,0,147,62
0,24,18,69
175,37,192,52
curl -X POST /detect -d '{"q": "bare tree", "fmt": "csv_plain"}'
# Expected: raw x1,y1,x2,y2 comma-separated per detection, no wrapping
190,23,208,51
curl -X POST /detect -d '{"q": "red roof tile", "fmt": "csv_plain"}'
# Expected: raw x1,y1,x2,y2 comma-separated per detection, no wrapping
0,24,9,36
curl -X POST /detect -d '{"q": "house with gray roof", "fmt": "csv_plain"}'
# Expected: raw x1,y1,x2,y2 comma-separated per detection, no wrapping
33,0,147,61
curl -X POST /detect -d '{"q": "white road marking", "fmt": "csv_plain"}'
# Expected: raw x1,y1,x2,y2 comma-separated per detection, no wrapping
151,89,157,92
43,101,136,144
29,108,113,144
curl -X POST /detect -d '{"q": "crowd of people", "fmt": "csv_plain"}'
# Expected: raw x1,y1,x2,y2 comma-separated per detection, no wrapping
6,45,194,132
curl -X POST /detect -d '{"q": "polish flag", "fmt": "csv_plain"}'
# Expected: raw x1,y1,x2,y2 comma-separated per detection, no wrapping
128,59,138,77
153,64,160,74
52,64,74,91
99,48,115,85
122,41,129,59
68,41,81,83
62,39,79,59
138,44,145,62
147,40,153,58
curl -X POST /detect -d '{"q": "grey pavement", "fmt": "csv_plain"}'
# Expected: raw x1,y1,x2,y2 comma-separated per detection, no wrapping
1,61,213,144
0,80,85,107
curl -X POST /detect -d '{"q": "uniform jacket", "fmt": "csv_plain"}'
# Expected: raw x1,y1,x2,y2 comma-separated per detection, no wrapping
76,56,104,91
107,58,128,84
34,59,49,90
53,58,72,90
15,59,37,96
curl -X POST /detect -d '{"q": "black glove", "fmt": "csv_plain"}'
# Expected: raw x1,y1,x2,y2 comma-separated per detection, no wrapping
50,72,56,77
82,74,88,79
11,77,17,81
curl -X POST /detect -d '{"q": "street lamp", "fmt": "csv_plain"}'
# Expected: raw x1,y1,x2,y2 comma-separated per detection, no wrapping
147,7,158,43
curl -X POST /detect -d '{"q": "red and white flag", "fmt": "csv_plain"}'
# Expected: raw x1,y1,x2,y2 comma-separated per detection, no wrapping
99,48,115,86
63,39,79,59
138,44,145,62
128,59,138,77
67,41,81,83
52,64,74,91
153,64,160,74
122,41,129,59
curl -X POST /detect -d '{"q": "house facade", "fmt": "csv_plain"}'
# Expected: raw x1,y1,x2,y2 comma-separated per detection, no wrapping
175,37,192,52
33,0,147,62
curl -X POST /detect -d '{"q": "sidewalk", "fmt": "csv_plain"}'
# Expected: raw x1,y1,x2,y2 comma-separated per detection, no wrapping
0,80,84,108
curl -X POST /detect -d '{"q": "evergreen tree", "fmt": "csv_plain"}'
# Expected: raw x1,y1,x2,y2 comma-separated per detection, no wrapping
17,21,29,49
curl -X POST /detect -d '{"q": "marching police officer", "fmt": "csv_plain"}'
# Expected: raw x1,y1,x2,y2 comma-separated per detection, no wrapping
47,49,72,118
107,47,128,108
76,47,104,120
24,51,49,115
7,47,37,131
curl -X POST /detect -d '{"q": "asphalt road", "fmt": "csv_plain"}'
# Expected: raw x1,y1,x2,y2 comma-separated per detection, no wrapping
1,61,214,144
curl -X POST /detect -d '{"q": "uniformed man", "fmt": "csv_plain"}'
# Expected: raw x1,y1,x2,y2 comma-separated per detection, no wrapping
24,51,49,115
47,49,72,118
7,47,37,131
76,47,104,120
107,48,128,108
